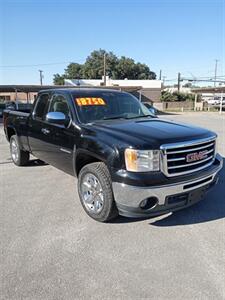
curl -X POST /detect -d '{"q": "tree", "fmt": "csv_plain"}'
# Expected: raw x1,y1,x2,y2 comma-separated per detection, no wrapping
183,82,192,88
161,91,177,102
53,49,156,84
53,73,65,85
135,63,156,80
53,63,84,85
64,63,84,79
83,49,118,79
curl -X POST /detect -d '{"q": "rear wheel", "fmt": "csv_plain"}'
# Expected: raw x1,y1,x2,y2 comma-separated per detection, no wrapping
10,135,30,166
78,162,118,222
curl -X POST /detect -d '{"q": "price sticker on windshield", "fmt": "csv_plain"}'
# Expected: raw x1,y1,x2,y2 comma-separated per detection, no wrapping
76,97,106,106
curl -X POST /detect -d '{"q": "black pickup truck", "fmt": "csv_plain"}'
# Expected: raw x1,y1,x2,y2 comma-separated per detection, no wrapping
3,88,223,222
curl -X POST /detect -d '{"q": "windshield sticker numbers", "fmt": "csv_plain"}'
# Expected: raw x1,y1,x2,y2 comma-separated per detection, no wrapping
76,97,106,106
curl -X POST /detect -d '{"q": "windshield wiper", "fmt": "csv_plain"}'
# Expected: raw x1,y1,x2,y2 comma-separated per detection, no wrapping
126,114,154,119
103,114,155,121
103,116,127,120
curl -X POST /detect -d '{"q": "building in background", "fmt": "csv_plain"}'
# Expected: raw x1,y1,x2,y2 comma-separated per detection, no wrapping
0,91,37,103
64,77,162,103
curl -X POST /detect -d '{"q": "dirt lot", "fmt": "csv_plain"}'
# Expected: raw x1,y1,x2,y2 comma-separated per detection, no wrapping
0,112,225,300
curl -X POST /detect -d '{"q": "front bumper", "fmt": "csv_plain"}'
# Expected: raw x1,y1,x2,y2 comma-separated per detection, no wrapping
112,154,223,218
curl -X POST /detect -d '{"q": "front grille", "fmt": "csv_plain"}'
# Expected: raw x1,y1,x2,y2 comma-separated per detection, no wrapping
161,137,216,177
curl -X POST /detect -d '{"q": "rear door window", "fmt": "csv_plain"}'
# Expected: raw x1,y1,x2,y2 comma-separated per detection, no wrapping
34,93,51,120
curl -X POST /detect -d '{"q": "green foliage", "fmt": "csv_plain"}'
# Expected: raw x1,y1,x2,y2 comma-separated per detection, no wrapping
53,63,84,85
160,91,177,102
83,50,118,79
161,91,197,102
183,82,192,88
53,49,156,84
64,63,84,79
113,57,156,80
53,73,65,85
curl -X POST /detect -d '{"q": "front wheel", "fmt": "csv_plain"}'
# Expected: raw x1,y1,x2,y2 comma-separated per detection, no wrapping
78,162,118,222
10,135,30,166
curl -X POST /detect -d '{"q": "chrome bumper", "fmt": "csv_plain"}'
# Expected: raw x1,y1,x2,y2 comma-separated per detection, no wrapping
112,154,223,215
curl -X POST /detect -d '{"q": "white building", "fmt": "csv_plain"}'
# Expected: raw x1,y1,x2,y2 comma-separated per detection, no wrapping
64,76,161,88
64,77,162,102
164,86,192,94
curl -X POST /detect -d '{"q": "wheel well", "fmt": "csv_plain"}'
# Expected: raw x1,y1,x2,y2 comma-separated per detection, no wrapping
7,127,16,141
75,153,102,176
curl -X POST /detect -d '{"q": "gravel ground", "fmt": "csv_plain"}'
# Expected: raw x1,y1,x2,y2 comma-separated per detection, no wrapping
0,112,224,300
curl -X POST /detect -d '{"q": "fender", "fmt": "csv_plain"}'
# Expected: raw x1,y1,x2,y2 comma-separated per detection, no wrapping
73,138,119,177
6,125,17,141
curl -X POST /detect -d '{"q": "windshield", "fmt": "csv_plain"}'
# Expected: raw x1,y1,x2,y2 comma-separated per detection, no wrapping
73,91,153,123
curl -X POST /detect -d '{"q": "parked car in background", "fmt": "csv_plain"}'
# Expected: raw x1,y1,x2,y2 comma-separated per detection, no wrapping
207,97,225,106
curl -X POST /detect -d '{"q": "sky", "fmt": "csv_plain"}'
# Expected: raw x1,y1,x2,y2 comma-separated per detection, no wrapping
0,0,224,85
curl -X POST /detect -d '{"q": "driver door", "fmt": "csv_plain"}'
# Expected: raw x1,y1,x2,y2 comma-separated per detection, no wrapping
40,93,75,175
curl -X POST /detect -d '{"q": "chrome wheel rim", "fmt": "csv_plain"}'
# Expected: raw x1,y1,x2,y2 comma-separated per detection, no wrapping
81,173,104,214
11,139,19,162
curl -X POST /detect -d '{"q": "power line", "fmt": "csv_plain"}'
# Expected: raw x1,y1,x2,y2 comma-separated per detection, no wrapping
189,75,225,79
162,76,167,84
181,78,225,83
0,61,72,68
164,78,177,81
165,75,225,82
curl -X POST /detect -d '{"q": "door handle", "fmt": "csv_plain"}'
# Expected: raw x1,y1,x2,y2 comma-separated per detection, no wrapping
41,128,50,135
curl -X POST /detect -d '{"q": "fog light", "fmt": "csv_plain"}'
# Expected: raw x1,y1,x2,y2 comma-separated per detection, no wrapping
139,197,158,210
140,199,148,208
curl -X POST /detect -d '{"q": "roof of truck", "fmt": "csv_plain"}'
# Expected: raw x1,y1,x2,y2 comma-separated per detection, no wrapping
40,87,126,94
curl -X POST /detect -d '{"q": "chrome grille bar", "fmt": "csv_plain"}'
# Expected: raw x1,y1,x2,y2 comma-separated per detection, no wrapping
160,136,216,177
168,155,214,169
167,148,215,162
167,157,186,162
161,136,216,150
165,142,215,154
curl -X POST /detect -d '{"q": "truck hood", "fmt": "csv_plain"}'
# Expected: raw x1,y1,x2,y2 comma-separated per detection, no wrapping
90,118,215,149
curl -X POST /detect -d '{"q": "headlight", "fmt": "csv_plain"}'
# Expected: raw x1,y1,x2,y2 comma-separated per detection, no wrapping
125,149,160,172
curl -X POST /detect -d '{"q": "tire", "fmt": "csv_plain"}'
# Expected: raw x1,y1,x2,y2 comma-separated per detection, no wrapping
10,135,30,166
78,162,118,222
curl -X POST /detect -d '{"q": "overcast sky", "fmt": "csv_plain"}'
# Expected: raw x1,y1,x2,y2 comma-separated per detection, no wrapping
0,0,224,85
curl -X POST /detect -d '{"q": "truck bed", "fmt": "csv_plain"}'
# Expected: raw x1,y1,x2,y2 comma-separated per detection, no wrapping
3,109,31,150
4,108,30,126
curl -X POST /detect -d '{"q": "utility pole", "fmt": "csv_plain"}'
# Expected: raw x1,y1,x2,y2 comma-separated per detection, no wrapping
214,59,218,87
178,72,181,92
159,69,162,80
103,53,106,86
39,70,43,85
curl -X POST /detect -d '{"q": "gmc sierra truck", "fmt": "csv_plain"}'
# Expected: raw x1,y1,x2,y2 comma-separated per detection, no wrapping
3,88,223,222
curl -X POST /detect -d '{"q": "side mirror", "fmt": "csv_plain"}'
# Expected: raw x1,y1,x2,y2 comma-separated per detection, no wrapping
46,112,69,126
149,107,158,116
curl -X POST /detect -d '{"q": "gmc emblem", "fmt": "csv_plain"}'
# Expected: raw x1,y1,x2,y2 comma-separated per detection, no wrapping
186,150,208,163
